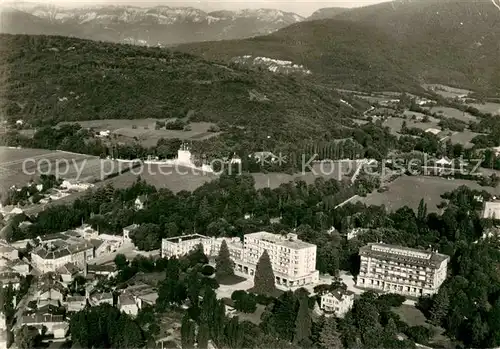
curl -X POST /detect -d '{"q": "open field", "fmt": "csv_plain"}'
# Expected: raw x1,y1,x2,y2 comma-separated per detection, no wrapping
354,175,500,213
423,106,478,123
59,119,220,147
467,102,500,115
383,117,440,136
393,305,451,347
422,84,472,99
442,130,483,148
0,147,98,195
253,161,356,189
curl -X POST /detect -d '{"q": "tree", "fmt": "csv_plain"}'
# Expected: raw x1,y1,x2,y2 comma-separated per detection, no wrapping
114,254,128,270
197,323,210,349
181,313,196,349
15,326,40,349
253,250,276,295
215,240,234,279
294,294,312,345
429,289,449,326
319,316,343,349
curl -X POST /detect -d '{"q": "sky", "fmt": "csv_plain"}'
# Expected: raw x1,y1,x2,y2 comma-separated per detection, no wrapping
13,0,390,16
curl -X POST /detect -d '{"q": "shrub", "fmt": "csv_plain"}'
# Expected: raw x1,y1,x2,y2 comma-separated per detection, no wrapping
201,265,215,276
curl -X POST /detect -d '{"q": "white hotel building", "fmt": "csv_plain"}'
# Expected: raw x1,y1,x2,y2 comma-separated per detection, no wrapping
162,232,319,287
356,243,449,297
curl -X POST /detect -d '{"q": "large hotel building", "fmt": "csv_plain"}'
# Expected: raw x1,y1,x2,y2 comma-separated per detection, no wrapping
356,243,449,297
162,232,319,287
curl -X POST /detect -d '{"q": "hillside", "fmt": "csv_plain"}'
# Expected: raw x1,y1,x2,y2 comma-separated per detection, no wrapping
175,19,420,92
0,4,304,46
0,34,362,147
306,7,349,20
176,0,500,93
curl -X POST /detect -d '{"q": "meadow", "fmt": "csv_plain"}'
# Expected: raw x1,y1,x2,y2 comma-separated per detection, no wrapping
58,119,220,147
354,175,500,213
423,106,478,123
466,102,500,115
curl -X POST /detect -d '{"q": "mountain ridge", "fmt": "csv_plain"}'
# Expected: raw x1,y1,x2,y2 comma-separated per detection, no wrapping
0,3,304,46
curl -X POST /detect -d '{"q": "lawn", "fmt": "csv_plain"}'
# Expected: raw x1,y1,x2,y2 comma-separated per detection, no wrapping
58,119,220,147
216,274,247,285
354,175,500,213
392,305,452,347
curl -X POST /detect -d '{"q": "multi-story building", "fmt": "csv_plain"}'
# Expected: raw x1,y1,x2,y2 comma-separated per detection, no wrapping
162,234,213,258
31,237,94,274
357,243,449,297
320,289,355,318
240,232,319,287
161,232,319,287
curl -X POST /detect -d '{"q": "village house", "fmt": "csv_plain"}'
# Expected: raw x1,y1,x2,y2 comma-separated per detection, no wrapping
320,289,355,318
56,262,80,283
21,313,68,338
87,263,118,278
118,294,139,317
37,282,65,303
65,295,87,312
7,259,30,276
89,292,113,306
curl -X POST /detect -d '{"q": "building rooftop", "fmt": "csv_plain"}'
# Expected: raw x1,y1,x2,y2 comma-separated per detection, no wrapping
359,243,449,268
323,288,355,301
91,292,113,301
483,201,500,219
56,262,80,275
165,234,210,243
244,232,315,250
87,264,116,273
119,294,136,306
66,295,86,303
32,237,93,260
22,313,65,324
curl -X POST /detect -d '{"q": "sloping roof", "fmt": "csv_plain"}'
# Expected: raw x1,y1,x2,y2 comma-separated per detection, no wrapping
22,313,65,324
359,243,449,268
91,292,113,301
56,262,79,275
119,294,136,306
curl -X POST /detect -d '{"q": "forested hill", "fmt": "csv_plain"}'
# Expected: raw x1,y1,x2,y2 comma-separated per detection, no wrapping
175,19,421,92
176,0,500,94
0,34,362,143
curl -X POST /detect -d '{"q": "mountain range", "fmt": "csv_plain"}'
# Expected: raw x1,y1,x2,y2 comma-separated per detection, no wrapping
1,0,499,94
0,2,305,46
175,0,500,93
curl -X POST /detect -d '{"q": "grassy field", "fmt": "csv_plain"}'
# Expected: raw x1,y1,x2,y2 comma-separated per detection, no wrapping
383,117,440,136
58,119,220,147
423,106,478,123
392,305,450,346
467,102,500,115
422,84,472,99
0,147,98,196
354,175,500,213
444,130,484,148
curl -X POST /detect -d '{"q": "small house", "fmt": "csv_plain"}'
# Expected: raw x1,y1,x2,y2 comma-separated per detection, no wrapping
118,294,138,317
320,289,355,318
65,295,86,312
